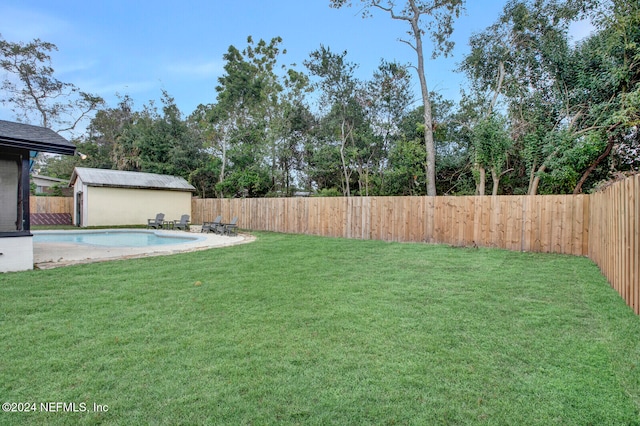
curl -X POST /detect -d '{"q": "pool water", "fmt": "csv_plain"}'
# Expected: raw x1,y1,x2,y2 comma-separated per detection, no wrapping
33,231,202,247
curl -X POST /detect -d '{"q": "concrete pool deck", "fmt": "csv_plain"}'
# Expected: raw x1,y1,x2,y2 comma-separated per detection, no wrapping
33,227,254,269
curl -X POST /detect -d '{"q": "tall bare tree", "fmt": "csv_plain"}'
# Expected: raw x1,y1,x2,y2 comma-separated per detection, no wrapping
0,35,104,133
329,0,465,196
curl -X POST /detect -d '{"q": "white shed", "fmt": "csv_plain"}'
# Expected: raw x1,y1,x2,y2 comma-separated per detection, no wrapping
69,168,195,227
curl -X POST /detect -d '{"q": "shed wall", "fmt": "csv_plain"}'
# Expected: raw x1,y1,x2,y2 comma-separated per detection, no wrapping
84,186,192,227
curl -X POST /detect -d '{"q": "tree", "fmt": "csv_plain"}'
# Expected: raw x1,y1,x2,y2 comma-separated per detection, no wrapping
305,46,361,196
278,69,315,195
329,0,466,196
36,148,81,179
39,95,137,178
472,114,512,195
457,18,510,195
364,60,414,194
200,36,289,197
570,0,640,192
243,36,288,194
82,94,137,170
430,94,475,195
0,35,104,133
137,91,203,179
200,40,268,197
384,136,425,195
458,0,609,195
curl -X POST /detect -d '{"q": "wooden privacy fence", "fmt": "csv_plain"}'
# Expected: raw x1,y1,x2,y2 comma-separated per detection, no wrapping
193,194,591,255
29,196,74,225
30,196,73,213
588,175,639,315
193,175,639,314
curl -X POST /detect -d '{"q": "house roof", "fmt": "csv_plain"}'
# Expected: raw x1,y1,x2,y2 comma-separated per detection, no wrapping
32,175,70,185
70,167,196,192
0,120,75,155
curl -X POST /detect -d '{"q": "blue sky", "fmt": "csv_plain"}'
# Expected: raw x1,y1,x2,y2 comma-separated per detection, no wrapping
0,1,594,135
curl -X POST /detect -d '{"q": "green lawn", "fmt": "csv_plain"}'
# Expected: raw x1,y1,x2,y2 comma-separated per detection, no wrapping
1,232,639,425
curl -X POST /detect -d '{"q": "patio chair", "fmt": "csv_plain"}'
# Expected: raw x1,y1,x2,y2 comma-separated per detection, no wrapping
147,213,165,229
201,215,222,233
173,214,190,231
219,216,238,236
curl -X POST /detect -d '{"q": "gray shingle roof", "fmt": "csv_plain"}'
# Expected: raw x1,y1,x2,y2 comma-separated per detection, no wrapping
0,120,75,155
70,167,195,192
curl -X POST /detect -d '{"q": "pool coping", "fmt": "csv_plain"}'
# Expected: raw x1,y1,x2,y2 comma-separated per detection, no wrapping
32,228,255,269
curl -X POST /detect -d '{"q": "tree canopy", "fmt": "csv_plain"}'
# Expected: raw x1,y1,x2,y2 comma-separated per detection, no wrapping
9,0,637,197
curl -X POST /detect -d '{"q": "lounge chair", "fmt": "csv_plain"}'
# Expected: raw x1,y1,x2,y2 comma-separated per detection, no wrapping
147,213,165,229
201,215,222,233
173,214,190,231
219,216,238,236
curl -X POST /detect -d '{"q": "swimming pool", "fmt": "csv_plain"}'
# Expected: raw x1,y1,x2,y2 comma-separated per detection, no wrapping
33,230,204,247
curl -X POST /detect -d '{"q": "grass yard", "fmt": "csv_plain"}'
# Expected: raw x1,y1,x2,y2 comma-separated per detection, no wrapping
1,232,639,425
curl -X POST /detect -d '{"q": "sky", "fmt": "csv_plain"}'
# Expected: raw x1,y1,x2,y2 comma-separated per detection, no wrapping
0,1,596,137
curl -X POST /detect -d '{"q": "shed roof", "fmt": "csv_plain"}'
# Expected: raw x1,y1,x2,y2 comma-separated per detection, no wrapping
0,120,75,155
70,167,196,192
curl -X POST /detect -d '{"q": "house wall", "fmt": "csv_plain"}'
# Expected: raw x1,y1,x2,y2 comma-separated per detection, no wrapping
0,236,33,272
82,186,192,227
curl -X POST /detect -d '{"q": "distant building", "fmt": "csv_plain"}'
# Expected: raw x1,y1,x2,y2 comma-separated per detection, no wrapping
69,167,196,227
31,174,72,196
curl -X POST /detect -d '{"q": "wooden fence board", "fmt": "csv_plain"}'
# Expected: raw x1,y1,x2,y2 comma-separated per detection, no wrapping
631,175,640,314
29,196,73,214
572,195,583,256
191,193,593,257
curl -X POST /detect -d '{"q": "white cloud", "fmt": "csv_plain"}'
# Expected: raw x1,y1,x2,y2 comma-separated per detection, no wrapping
55,59,100,76
0,6,70,41
165,60,223,79
84,80,160,98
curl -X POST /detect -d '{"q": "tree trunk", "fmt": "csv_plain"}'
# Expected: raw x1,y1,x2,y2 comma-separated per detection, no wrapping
527,162,536,195
491,168,500,196
573,124,619,194
218,140,226,198
528,146,561,195
528,164,545,195
340,119,351,197
484,62,505,197
488,61,505,116
408,5,436,196
476,166,486,196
